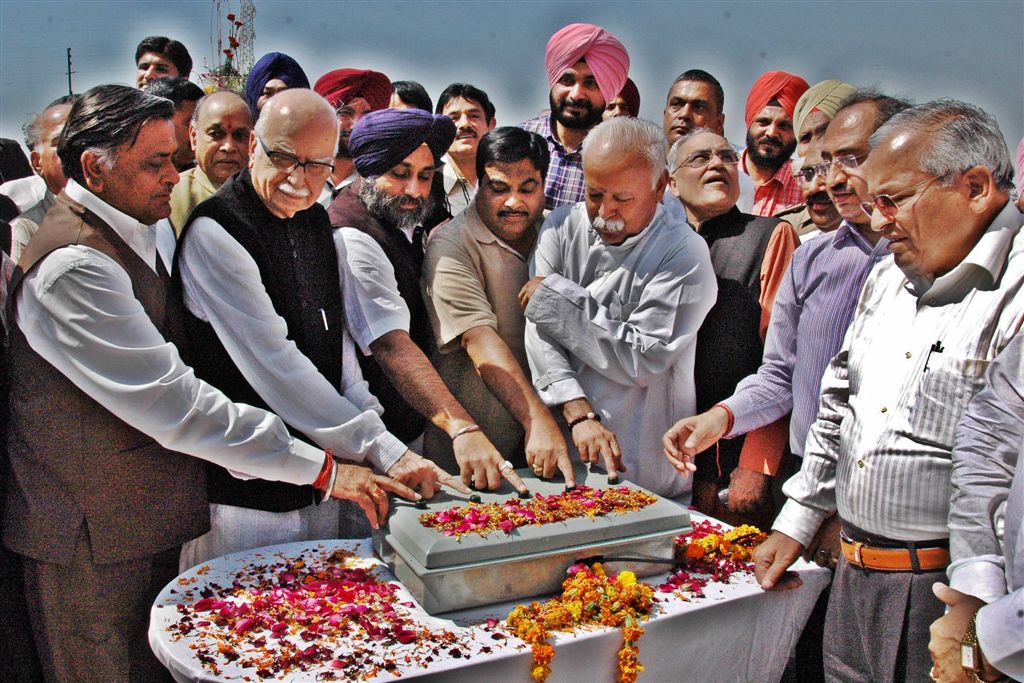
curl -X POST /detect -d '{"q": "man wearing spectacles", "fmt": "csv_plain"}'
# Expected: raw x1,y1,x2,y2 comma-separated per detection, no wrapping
174,89,465,567
754,100,1024,682
665,128,797,526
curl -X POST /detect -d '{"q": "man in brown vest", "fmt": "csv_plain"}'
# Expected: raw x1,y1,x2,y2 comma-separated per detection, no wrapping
4,84,417,683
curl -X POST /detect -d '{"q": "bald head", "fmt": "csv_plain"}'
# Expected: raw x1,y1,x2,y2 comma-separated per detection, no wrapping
190,91,253,186
248,88,339,218
254,88,338,142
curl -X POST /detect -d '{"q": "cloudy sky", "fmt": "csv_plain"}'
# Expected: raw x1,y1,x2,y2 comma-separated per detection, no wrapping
1,0,1021,157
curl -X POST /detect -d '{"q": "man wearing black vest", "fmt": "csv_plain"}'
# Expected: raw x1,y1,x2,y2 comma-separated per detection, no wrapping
5,85,418,683
329,108,526,493
667,128,799,526
175,89,463,564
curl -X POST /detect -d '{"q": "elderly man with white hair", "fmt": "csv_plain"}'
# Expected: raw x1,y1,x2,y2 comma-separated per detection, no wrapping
519,116,717,502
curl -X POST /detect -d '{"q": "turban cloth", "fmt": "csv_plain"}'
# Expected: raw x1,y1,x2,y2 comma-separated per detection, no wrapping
314,69,392,111
618,77,641,117
1016,136,1024,193
245,52,310,114
792,80,857,134
744,71,810,127
545,23,630,105
349,108,456,178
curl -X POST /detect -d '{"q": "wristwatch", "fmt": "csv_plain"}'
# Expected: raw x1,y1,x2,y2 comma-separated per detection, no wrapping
962,612,1009,682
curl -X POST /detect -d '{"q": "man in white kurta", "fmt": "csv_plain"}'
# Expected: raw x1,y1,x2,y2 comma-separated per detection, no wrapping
522,117,717,503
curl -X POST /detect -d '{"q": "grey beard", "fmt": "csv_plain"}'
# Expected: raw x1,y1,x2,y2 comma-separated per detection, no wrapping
358,178,432,231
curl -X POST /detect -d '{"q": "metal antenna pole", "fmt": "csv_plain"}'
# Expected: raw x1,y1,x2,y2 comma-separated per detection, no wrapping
65,47,74,95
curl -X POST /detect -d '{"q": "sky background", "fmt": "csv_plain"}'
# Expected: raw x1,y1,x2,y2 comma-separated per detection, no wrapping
1,0,1021,162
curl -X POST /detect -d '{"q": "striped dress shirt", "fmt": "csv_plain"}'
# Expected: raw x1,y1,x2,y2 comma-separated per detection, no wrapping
722,221,889,455
519,114,586,211
774,201,1024,546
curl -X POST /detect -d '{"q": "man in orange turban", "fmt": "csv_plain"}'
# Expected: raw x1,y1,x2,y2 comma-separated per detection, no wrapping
741,71,809,217
314,68,392,206
520,22,630,210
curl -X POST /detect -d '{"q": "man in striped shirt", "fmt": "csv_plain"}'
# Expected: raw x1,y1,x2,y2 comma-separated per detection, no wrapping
753,100,1024,682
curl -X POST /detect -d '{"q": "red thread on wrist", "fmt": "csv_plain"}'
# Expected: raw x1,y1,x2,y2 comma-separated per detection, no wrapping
713,403,735,436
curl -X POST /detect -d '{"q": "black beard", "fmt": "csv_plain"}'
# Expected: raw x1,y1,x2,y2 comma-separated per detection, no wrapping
550,91,604,131
336,133,352,160
745,129,796,174
359,179,431,231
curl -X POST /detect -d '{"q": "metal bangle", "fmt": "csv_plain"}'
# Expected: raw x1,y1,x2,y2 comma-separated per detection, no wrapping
452,423,483,441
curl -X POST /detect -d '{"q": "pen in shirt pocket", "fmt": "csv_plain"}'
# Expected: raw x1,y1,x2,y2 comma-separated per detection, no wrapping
319,308,329,331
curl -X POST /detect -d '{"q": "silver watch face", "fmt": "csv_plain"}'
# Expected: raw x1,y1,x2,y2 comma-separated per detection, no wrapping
962,643,978,670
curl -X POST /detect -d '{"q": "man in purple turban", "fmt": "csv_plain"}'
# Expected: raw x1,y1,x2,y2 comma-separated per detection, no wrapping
244,52,310,116
520,22,630,210
328,109,528,494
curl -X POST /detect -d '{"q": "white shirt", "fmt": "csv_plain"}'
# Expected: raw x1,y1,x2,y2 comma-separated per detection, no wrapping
14,180,323,485
0,174,45,212
524,202,717,501
178,214,407,474
442,153,475,217
317,171,358,209
775,201,1024,545
333,227,411,353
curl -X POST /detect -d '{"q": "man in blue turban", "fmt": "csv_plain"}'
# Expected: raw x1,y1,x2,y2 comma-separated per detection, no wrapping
328,109,528,494
244,52,310,116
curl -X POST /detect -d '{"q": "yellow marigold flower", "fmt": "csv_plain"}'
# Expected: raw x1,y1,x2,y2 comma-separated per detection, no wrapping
617,571,637,587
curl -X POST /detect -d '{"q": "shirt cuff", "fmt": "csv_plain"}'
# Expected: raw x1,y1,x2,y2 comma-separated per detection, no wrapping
976,589,1024,681
291,439,331,485
368,432,409,474
355,313,410,354
948,557,1008,603
537,377,586,408
772,498,828,547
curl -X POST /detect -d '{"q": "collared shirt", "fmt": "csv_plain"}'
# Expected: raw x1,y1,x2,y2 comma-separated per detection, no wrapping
947,329,1024,601
722,221,889,455
742,153,802,217
524,202,717,501
775,201,1024,545
441,153,475,217
317,171,358,209
0,174,45,212
15,180,323,485
423,198,533,361
519,114,586,211
8,189,56,262
179,210,408,474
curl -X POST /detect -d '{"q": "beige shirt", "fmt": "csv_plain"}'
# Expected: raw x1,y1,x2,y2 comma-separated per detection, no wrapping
169,166,217,235
421,199,538,463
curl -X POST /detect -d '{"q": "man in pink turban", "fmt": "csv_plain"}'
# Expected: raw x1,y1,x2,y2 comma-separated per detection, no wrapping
741,70,809,217
314,68,392,206
520,22,630,210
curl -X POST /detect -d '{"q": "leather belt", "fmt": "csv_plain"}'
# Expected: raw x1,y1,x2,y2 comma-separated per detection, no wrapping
840,538,950,572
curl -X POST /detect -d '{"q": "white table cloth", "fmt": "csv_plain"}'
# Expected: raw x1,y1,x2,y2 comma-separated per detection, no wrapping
150,521,830,682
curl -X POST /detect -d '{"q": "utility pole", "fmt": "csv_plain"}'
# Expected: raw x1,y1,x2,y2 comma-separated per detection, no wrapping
65,48,74,95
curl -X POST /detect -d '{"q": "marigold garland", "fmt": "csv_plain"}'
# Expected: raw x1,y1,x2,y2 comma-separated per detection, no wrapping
505,563,654,683
419,485,657,539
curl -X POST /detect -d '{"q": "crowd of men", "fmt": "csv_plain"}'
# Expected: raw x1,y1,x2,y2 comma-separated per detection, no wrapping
0,21,1021,683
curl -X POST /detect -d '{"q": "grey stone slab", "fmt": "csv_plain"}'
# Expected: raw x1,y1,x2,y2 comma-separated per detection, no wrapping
382,464,690,570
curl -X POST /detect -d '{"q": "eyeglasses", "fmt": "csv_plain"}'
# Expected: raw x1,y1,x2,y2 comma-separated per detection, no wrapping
257,136,335,177
860,176,939,219
794,154,868,183
672,148,740,172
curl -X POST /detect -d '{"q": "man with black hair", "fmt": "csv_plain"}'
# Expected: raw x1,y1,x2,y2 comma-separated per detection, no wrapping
436,83,496,215
134,35,192,88
144,76,204,171
5,84,417,683
423,127,574,483
389,80,433,112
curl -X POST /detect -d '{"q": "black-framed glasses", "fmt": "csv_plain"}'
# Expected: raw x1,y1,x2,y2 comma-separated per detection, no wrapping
672,148,740,172
860,176,939,219
257,136,335,177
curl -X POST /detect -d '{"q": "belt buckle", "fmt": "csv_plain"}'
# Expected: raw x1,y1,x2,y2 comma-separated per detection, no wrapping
852,541,864,567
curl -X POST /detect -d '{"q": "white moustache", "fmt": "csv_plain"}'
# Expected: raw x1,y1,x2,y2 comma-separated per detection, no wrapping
592,216,627,233
277,181,310,198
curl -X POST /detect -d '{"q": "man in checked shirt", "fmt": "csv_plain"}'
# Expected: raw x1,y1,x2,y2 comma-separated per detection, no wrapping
751,100,1024,682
